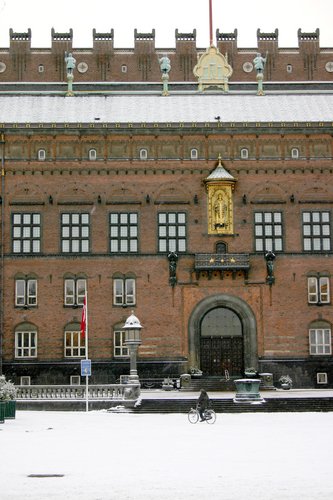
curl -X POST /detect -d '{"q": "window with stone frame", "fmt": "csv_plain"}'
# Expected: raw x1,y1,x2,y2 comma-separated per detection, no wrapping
61,213,90,253
309,325,332,355
64,277,87,306
88,148,97,160
15,327,37,358
190,148,198,160
158,212,187,253
254,212,283,252
113,277,136,306
12,213,41,254
139,148,148,160
302,211,331,252
109,212,138,253
307,276,330,305
15,277,37,307
114,329,129,357
64,328,86,357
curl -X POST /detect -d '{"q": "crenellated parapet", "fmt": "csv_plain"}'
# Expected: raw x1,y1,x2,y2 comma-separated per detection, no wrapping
0,28,332,83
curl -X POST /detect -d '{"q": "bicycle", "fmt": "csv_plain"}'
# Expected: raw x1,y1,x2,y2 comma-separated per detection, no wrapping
187,407,216,424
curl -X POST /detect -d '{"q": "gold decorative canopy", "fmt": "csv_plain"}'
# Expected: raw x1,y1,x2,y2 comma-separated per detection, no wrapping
193,45,233,92
205,156,236,235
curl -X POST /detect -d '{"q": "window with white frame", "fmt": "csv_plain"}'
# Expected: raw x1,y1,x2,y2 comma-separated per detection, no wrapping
302,211,331,252
114,329,129,357
121,65,127,73
37,149,46,161
64,278,86,306
88,148,97,160
190,148,198,160
70,375,81,385
291,148,299,159
254,212,283,252
15,329,37,358
158,212,187,253
287,64,293,73
15,278,37,307
109,212,138,253
61,213,90,253
139,148,148,160
307,276,330,304
309,327,331,355
113,277,136,306
317,372,328,384
20,376,31,385
64,329,86,357
12,213,41,254
240,148,249,159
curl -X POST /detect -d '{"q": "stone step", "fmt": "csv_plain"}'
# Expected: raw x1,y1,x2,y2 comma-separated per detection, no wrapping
134,397,333,414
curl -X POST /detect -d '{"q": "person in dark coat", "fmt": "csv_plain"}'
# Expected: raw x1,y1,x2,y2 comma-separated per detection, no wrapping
197,388,210,421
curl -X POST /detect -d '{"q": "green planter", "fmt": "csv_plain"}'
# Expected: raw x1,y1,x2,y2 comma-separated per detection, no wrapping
5,400,16,419
0,401,6,423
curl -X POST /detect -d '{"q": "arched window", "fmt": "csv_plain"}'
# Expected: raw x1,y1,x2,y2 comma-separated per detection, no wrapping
15,323,37,358
291,148,299,159
216,242,227,254
37,149,46,161
190,148,198,160
309,321,331,355
240,148,249,159
139,148,148,160
64,322,86,357
88,148,97,161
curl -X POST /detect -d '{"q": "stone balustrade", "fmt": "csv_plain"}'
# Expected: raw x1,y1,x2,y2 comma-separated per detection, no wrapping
16,384,134,400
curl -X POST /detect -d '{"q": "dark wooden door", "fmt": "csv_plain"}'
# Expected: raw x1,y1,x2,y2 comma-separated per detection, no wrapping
200,336,244,376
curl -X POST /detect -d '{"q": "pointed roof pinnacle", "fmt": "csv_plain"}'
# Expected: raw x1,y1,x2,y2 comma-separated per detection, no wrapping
205,155,236,182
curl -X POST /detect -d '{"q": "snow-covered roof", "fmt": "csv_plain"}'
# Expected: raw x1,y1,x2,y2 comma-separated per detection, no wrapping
1,93,333,123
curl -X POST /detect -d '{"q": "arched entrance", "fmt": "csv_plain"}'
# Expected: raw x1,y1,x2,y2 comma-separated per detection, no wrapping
188,294,257,376
200,307,243,376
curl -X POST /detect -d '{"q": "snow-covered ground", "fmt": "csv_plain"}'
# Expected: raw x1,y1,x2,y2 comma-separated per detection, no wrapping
1,410,333,500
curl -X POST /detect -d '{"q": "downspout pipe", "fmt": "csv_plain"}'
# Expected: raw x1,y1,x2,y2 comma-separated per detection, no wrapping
0,131,4,375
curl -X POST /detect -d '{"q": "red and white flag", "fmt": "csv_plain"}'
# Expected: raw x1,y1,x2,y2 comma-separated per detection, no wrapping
80,295,87,339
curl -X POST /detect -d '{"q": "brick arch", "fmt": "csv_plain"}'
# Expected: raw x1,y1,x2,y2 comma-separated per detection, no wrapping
188,294,258,371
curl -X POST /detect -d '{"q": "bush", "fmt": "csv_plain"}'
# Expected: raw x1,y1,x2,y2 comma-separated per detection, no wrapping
0,375,17,401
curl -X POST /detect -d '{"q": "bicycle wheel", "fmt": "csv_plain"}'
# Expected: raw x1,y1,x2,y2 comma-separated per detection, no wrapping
188,409,199,424
204,409,216,424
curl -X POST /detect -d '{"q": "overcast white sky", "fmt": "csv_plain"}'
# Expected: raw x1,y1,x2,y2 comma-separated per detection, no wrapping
0,0,332,49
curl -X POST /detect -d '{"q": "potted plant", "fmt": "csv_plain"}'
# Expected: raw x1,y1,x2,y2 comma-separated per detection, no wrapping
244,367,258,378
190,367,203,378
279,375,293,390
0,376,17,419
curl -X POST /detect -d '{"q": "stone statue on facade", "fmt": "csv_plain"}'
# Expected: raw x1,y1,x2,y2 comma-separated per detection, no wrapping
168,252,178,286
253,52,266,74
65,52,76,76
265,250,276,285
253,52,267,96
159,55,171,74
159,55,171,96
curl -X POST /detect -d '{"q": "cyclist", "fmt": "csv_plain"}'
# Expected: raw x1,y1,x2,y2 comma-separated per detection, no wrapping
197,388,210,421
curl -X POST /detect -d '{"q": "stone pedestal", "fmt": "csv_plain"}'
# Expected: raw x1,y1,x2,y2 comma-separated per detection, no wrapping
259,372,276,390
233,378,265,404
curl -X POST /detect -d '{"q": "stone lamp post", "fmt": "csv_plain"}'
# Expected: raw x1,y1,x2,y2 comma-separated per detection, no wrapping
123,311,142,383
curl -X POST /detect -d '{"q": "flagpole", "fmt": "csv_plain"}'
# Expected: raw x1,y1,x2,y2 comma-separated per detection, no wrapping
209,0,213,46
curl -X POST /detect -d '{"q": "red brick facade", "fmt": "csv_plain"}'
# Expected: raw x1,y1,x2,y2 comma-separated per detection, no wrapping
0,29,333,389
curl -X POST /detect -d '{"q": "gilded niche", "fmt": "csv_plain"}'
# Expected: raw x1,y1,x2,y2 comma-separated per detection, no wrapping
208,186,234,234
205,156,236,235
